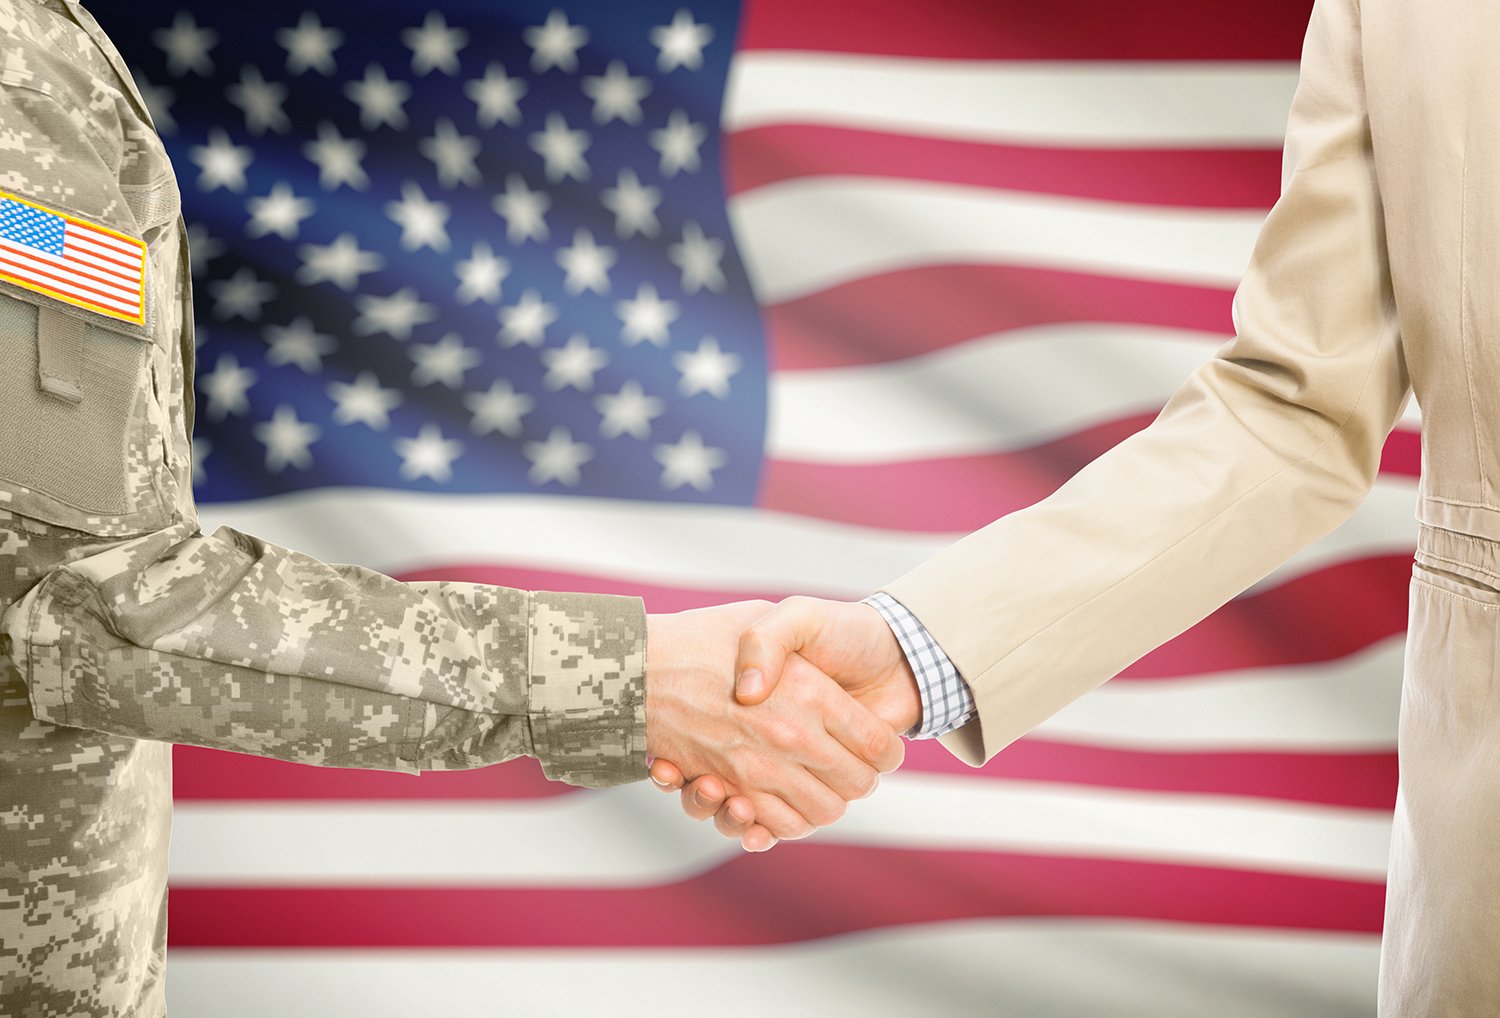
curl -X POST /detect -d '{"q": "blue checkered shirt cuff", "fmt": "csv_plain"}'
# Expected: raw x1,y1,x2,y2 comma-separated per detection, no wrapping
864,591,976,739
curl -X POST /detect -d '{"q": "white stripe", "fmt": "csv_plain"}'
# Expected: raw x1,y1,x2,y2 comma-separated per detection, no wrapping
194,480,1416,611
0,259,140,315
730,178,1266,304
1038,636,1402,752
769,324,1422,462
166,922,1378,1018
771,323,1218,462
169,774,1391,886
724,54,1300,147
68,221,141,256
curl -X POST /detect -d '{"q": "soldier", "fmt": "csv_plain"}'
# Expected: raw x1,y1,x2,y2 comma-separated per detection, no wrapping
0,1,904,1014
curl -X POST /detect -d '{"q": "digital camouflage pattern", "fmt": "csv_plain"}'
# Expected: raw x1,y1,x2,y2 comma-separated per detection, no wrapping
0,2,647,1014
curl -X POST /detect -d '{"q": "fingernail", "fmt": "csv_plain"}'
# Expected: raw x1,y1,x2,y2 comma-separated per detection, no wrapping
738,669,764,698
694,789,713,807
650,775,671,788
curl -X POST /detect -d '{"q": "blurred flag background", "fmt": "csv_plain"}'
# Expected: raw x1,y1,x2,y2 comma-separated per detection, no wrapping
97,0,1414,1013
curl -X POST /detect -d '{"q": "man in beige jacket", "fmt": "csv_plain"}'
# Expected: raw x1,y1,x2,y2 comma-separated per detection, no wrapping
653,0,1489,1011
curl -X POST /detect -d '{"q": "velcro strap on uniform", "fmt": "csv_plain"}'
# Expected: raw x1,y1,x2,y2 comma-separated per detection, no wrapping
37,304,85,404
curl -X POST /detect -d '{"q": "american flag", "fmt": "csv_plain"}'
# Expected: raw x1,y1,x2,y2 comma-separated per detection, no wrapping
99,1,1415,1013
0,192,147,324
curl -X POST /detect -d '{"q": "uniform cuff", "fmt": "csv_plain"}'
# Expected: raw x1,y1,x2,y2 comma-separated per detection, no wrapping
526,590,647,787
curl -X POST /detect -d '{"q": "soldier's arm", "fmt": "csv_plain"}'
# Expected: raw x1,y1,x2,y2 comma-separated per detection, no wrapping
4,519,649,785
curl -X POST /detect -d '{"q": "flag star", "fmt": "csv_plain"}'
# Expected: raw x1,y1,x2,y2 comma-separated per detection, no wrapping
614,283,678,347
227,65,290,135
346,64,411,130
420,118,482,189
455,240,510,304
328,371,402,429
492,174,550,243
208,267,275,321
655,431,726,491
153,12,216,77
498,288,557,347
529,113,590,183
410,333,482,388
354,287,437,340
650,109,706,176
669,221,727,293
303,122,368,191
556,229,615,295
466,380,534,437
278,12,342,76
404,12,468,76
190,128,252,192
133,72,175,134
525,10,588,73
651,9,714,72
582,60,650,124
246,182,314,240
298,232,383,290
385,180,450,252
395,424,463,482
199,354,256,420
674,335,741,398
595,381,664,440
191,437,211,487
541,334,608,392
600,168,661,238
186,223,225,276
254,405,320,473
266,317,336,373
524,427,593,487
466,63,526,128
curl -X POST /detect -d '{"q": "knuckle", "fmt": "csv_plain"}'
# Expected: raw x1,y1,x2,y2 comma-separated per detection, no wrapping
763,719,803,752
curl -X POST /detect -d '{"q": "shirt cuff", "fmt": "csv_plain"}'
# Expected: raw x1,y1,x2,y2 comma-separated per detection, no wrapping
864,591,976,739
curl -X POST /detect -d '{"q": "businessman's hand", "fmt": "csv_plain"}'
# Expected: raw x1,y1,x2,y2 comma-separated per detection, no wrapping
651,597,921,849
645,601,904,843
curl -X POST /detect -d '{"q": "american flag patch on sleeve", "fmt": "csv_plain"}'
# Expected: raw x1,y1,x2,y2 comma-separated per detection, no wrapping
0,191,147,326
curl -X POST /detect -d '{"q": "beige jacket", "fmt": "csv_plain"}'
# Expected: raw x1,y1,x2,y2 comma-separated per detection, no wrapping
885,0,1496,1012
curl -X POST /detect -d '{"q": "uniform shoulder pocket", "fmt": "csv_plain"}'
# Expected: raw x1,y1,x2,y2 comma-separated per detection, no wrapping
0,289,171,536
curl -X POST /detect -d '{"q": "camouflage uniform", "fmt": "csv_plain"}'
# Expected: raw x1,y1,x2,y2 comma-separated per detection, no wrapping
0,1,647,1013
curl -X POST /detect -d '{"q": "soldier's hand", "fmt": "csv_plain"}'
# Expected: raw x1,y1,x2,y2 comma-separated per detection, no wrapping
644,602,903,844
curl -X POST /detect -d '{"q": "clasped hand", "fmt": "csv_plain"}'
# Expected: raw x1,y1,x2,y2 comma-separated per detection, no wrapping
644,598,920,852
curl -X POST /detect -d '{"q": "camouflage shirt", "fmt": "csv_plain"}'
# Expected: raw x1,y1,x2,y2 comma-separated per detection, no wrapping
0,1,646,1013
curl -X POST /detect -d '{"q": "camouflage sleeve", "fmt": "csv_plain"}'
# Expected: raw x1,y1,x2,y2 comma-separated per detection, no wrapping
0,520,647,787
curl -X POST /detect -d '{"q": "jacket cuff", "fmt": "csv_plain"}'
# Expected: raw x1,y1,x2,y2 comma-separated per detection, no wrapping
526,590,647,787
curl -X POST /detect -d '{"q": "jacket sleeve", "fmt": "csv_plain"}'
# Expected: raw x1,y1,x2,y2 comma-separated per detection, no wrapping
2,521,647,786
883,0,1410,765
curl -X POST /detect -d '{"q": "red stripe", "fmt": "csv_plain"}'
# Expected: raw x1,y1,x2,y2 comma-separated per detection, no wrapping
764,264,1236,371
726,126,1284,206
737,0,1314,60
171,739,1396,811
404,554,1409,680
758,422,1420,534
1125,554,1410,679
171,746,570,801
0,250,141,312
903,739,1397,811
166,846,1383,948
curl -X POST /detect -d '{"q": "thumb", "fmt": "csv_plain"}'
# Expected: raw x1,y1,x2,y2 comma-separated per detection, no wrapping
736,597,823,705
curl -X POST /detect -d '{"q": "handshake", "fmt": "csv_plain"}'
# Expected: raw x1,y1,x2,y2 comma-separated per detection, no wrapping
643,597,921,852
